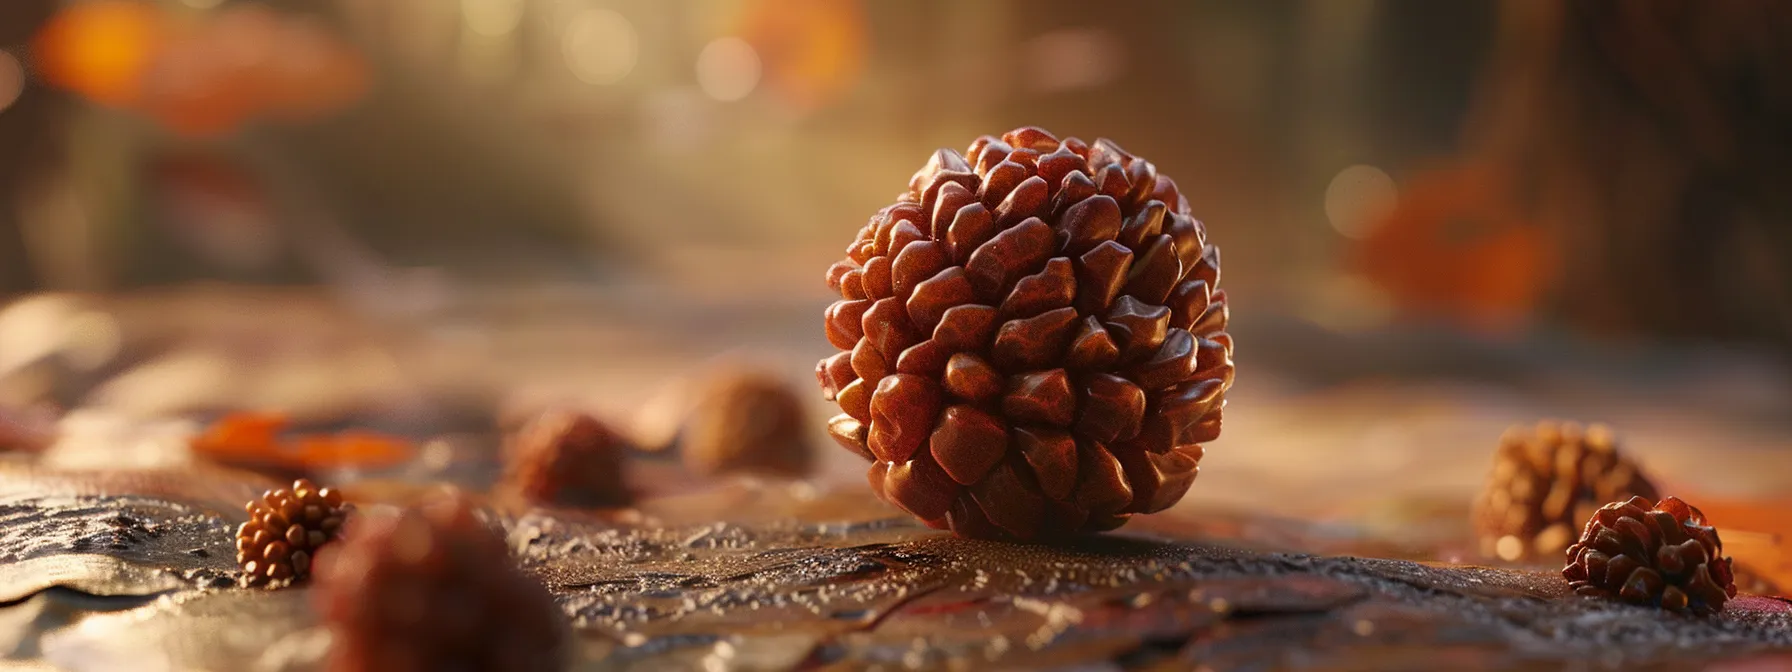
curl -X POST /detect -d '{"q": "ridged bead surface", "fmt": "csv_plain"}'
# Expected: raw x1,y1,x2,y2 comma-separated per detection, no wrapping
818,127,1234,539
1563,495,1737,616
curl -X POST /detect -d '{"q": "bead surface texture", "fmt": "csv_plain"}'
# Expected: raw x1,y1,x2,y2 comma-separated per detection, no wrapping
818,127,1234,539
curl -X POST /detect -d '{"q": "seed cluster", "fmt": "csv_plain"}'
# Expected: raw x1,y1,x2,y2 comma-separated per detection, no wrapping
235,478,351,588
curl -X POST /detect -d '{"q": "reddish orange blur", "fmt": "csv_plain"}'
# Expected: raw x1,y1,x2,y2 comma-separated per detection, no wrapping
736,0,868,111
1692,497,1792,598
32,1,370,138
1352,164,1557,334
31,0,165,108
191,412,414,472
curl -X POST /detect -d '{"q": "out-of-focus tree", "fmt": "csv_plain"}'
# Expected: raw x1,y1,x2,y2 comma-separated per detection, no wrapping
1466,0,1792,347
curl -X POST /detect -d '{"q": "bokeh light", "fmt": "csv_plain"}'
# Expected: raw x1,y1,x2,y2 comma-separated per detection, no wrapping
1024,28,1124,93
29,2,369,137
1324,164,1399,240
461,0,525,38
0,52,24,114
695,37,761,102
733,0,867,111
31,0,166,107
562,8,637,86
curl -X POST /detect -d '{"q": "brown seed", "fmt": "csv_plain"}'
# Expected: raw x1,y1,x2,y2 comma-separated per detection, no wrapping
1473,421,1660,561
263,540,291,562
815,128,1233,539
313,493,569,672
500,409,632,509
676,368,815,478
1564,495,1736,615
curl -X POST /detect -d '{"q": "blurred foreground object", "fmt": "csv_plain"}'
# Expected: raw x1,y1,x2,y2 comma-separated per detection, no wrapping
818,127,1233,539
32,0,369,138
678,368,813,478
235,478,350,588
1565,495,1737,615
316,493,568,672
1470,0,1792,346
500,410,631,508
191,412,414,475
1472,421,1659,562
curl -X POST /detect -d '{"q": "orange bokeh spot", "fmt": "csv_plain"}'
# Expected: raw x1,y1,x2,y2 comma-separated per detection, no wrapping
192,412,414,472
737,0,867,110
31,0,168,107
1351,164,1558,334
33,2,371,139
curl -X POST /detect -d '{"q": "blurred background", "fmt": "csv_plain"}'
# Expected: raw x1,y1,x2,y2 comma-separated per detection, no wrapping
0,0,1789,517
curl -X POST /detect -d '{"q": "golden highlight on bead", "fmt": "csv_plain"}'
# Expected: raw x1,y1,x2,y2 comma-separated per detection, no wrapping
817,126,1234,539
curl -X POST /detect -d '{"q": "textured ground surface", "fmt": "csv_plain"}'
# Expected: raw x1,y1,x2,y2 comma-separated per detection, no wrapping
1,284,1790,671
0,463,1784,672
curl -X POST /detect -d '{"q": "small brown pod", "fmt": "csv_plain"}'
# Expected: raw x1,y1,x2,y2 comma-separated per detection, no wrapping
1564,495,1737,615
235,478,351,588
315,493,568,672
501,409,632,508
816,127,1234,539
1471,421,1659,561
679,368,814,478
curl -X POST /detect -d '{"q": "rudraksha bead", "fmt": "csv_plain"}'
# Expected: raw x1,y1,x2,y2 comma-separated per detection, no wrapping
1472,421,1660,561
817,126,1234,539
315,493,568,672
1564,495,1737,615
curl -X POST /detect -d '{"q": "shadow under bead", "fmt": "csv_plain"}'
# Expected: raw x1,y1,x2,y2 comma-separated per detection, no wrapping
1472,420,1659,562
816,126,1235,540
236,478,352,588
1564,495,1738,615
501,409,632,508
315,493,569,672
